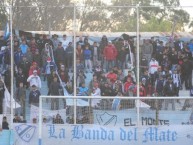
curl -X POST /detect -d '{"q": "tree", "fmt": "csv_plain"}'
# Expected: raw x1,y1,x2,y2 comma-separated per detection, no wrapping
0,0,8,30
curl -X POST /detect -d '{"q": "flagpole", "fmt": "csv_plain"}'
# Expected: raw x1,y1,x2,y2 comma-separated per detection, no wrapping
10,5,14,130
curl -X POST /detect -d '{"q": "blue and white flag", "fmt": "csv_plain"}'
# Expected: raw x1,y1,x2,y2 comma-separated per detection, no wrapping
4,22,10,40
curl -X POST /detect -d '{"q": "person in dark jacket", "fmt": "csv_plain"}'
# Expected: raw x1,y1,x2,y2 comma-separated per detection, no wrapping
49,77,61,110
15,68,26,88
29,85,41,106
181,57,192,90
164,77,176,110
54,42,66,68
14,47,24,67
2,116,9,130
66,42,73,71
0,79,5,114
117,47,127,69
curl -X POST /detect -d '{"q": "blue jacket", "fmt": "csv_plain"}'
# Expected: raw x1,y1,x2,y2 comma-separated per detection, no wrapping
14,51,24,66
188,43,193,52
83,49,91,60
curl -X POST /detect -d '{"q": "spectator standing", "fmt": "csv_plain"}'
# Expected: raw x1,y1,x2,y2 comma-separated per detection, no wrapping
0,79,5,114
19,40,28,54
164,78,176,110
54,42,65,68
83,44,92,73
29,85,41,106
15,82,26,120
142,39,153,62
91,42,100,66
27,70,41,90
49,77,61,110
103,41,117,72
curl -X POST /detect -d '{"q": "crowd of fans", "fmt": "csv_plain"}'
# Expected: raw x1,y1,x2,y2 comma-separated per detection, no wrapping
1,33,193,124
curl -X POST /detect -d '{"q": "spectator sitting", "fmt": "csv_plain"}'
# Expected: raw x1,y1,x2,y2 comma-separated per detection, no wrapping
106,69,117,84
53,114,64,124
2,116,9,130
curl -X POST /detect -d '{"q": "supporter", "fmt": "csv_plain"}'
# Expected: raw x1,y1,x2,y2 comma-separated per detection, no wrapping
2,116,9,130
155,41,164,65
52,34,60,51
117,46,127,69
164,77,176,110
19,40,28,54
0,35,6,48
91,82,101,107
58,65,69,84
142,39,153,62
4,65,11,92
0,78,5,114
32,49,42,67
14,47,24,66
43,34,53,48
172,69,180,96
83,44,92,73
91,42,100,66
53,114,64,124
103,41,117,72
106,69,117,84
61,34,69,51
77,70,86,87
124,77,134,95
29,84,41,106
28,62,41,76
36,34,44,53
18,55,31,82
15,82,26,119
79,83,89,96
15,68,26,88
49,77,61,110
148,57,159,86
42,57,57,87
88,75,99,93
76,44,83,63
27,70,41,90
13,115,22,123
25,47,33,63
29,38,38,54
181,57,192,90
66,42,73,71
123,70,134,83
76,36,84,48
54,42,66,68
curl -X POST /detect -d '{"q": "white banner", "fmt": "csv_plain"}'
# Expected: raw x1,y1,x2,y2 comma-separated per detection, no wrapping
12,124,193,145
93,109,193,126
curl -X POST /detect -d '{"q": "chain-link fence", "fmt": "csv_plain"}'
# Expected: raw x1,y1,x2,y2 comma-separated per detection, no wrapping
0,4,193,129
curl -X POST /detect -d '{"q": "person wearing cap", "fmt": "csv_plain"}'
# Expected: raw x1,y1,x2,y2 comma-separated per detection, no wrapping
42,57,57,88
27,70,41,90
29,84,41,106
103,41,117,72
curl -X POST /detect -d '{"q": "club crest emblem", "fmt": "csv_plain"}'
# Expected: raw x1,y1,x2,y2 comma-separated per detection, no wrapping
96,112,117,126
15,124,36,142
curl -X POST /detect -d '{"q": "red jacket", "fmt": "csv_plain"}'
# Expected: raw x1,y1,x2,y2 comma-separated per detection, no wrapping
107,72,117,83
124,82,133,93
103,44,117,60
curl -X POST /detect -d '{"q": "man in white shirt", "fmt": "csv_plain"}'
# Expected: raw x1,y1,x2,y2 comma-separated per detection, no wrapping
27,70,41,90
61,34,69,51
